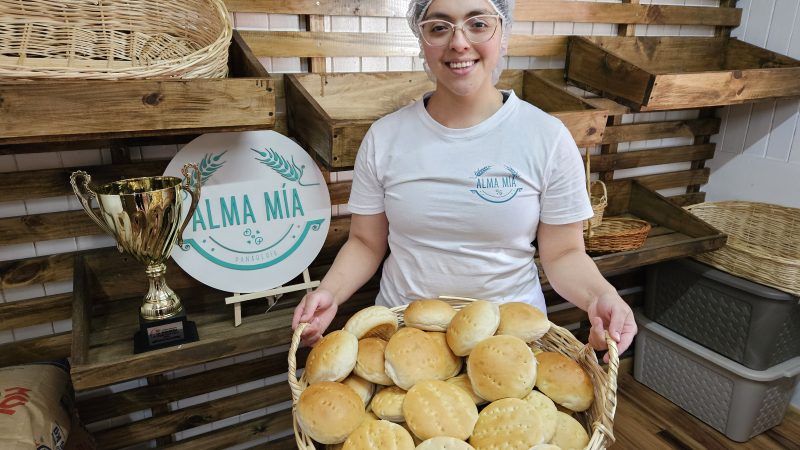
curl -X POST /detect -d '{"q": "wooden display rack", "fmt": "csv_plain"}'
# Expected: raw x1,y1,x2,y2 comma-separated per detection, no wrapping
566,36,800,111
285,69,608,170
0,31,276,146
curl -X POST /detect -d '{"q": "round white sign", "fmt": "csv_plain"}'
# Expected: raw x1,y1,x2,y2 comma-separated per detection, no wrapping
164,130,331,293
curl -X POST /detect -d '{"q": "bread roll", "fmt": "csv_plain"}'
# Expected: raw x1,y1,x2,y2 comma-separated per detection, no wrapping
296,381,365,444
355,337,394,385
528,445,562,450
469,398,543,450
415,436,476,450
306,330,359,385
496,302,550,343
467,335,536,401
404,299,457,331
370,386,407,422
523,390,558,443
342,373,376,406
446,300,500,356
385,327,453,390
427,331,462,378
343,419,415,450
535,352,594,412
446,374,487,406
344,305,399,340
401,421,423,446
403,379,478,441
550,412,589,450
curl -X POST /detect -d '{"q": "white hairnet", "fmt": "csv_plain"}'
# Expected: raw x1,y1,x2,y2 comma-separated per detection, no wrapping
407,0,514,85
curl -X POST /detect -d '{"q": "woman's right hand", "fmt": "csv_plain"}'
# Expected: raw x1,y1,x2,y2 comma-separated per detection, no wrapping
292,289,338,347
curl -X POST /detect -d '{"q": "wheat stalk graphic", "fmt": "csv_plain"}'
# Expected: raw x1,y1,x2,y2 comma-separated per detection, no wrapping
251,147,320,186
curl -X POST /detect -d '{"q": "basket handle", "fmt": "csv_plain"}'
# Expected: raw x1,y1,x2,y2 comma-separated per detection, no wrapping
583,331,620,447
288,322,308,404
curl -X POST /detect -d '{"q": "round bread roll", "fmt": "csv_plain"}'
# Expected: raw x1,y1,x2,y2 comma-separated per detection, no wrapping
403,379,478,441
523,390,558,443
415,436,476,450
296,381,365,444
370,386,407,422
445,374,487,405
401,421,423,446
469,398,543,450
343,419,415,450
404,299,457,331
355,337,394,385
342,373,376,406
305,330,358,385
535,352,594,412
446,300,500,356
467,335,536,401
550,412,589,450
427,331,462,378
496,302,550,343
528,445,562,450
344,305,399,340
385,327,453,390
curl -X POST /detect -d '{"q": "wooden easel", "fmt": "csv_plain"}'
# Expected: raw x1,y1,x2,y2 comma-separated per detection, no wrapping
225,268,320,327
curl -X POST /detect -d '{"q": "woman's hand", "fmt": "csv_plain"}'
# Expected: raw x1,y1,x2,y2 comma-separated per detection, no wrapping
292,289,338,347
588,291,637,363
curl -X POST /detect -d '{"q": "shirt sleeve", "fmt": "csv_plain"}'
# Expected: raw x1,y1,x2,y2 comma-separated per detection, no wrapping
347,128,386,214
539,126,594,225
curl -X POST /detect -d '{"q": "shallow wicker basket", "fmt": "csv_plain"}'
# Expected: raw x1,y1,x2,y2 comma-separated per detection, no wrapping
288,297,619,450
585,217,651,253
686,201,800,296
0,0,232,80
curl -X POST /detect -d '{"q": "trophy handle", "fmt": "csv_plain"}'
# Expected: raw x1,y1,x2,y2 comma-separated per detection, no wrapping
69,171,118,238
178,163,202,248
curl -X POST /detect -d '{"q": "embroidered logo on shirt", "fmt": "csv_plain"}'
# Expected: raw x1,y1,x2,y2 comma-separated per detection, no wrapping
470,165,523,203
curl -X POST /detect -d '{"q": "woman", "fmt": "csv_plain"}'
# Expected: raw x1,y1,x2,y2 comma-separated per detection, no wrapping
292,0,636,362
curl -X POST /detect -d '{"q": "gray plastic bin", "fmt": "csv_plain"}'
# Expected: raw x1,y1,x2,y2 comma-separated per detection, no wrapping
645,258,800,370
634,312,800,442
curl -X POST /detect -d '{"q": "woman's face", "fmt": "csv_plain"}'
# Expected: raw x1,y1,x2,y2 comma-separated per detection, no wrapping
420,0,502,99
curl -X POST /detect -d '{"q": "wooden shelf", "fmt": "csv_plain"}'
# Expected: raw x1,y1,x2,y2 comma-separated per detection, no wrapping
566,36,800,111
0,31,276,147
285,69,608,170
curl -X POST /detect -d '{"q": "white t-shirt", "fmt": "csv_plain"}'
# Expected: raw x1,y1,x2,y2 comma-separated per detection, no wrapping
348,90,593,314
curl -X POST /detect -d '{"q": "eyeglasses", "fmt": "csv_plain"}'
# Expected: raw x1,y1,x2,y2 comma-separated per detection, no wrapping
418,14,501,47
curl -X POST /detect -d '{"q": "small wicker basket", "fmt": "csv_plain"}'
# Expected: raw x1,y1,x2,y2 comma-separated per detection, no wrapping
0,0,232,80
584,218,651,254
288,297,619,450
685,201,800,296
584,150,607,231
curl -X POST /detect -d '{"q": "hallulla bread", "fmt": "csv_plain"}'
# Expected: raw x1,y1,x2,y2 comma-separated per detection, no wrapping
469,398,543,450
446,373,487,405
523,390,558,443
354,337,394,385
342,373,376,407
296,381,365,444
305,330,358,385
535,352,594,412
404,299,457,331
446,300,500,356
344,305,399,340
550,411,589,450
467,335,536,401
427,331,462,378
496,302,550,343
343,419,415,450
403,379,479,441
370,386,407,422
415,436,476,450
385,327,453,390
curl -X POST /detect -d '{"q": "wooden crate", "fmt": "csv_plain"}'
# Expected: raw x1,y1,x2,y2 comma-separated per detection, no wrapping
566,36,800,111
0,31,275,145
285,69,608,170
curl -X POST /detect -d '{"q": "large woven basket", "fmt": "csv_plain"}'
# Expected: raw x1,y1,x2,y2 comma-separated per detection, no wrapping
686,201,800,296
0,0,232,80
288,297,619,449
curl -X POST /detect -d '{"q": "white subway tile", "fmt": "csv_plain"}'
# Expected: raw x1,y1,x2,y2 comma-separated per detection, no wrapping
207,386,238,401
336,170,354,181
238,408,267,422
361,57,388,72
0,155,18,172
15,153,62,171
337,204,351,215
268,14,301,31
256,57,273,72
76,234,117,251
177,423,214,439
271,57,302,73
361,17,387,33
140,145,179,161
34,238,78,257
0,330,14,345
25,196,70,214
0,243,37,262
234,13,269,31
60,149,103,167
530,57,550,69
13,323,54,341
388,18,409,33
236,379,266,393
2,284,45,303
332,57,360,72
212,416,240,430
388,57,413,71
533,22,555,35
108,378,144,393
52,319,73,334
330,16,359,32
0,201,27,218
205,356,235,370
511,21,533,34
507,56,530,69
44,280,73,296
177,393,210,409
573,23,593,35
553,22,574,35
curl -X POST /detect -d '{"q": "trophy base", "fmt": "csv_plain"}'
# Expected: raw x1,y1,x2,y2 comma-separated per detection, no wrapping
133,311,199,354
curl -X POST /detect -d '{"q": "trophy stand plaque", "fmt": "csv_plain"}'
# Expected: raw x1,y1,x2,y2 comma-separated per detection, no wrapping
134,310,200,353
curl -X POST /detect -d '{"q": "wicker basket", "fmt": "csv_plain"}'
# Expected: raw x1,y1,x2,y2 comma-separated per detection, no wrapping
585,218,651,253
0,0,232,80
583,150,607,231
288,297,619,449
685,201,800,296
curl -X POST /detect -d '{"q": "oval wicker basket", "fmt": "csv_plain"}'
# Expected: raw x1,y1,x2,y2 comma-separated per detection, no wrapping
0,0,232,80
584,218,651,254
686,201,800,296
288,297,619,450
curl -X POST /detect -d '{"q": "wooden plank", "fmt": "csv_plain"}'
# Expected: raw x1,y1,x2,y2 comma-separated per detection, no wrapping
589,144,716,172
0,253,75,289
667,192,707,207
0,211,102,246
0,293,71,332
621,168,710,191
628,182,721,238
0,134,193,156
71,254,91,367
0,332,72,368
602,117,720,144
163,408,293,450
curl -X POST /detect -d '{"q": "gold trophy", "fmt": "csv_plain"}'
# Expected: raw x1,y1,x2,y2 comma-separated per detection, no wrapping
70,164,202,353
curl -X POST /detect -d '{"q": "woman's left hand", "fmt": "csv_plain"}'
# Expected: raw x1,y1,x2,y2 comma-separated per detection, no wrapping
587,292,637,363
